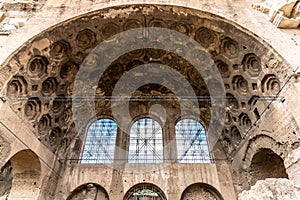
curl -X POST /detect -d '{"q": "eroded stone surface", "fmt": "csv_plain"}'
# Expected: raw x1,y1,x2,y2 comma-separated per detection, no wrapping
181,184,218,200
253,0,300,28
238,178,300,200
0,133,11,162
0,161,12,200
67,183,109,200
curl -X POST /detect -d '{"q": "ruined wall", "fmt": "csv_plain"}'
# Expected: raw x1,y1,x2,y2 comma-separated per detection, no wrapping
231,70,300,192
248,149,288,188
58,163,225,200
238,178,300,200
252,0,300,28
0,132,11,163
0,161,12,200
8,150,41,200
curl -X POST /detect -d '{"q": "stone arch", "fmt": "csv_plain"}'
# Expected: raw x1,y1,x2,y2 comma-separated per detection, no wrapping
180,183,224,200
240,134,289,189
5,149,41,200
0,4,293,173
123,183,167,200
243,134,287,167
67,183,109,200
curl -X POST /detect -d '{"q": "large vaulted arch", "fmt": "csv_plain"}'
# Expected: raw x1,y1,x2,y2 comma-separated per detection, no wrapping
0,5,291,160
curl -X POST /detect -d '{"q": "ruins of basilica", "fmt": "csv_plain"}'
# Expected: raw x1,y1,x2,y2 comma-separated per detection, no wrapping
0,0,300,199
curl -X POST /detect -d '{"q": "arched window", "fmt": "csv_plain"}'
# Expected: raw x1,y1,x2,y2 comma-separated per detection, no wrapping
175,119,211,163
181,183,224,200
124,183,167,200
81,119,117,164
67,183,109,200
128,118,163,163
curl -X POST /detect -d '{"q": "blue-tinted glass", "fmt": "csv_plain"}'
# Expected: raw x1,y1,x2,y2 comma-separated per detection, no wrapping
175,119,211,163
81,119,117,164
128,118,163,163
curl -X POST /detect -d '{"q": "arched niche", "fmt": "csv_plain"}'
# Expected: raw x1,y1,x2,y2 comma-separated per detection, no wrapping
248,148,288,187
6,149,41,200
242,134,287,167
124,183,167,200
67,183,109,200
181,183,224,200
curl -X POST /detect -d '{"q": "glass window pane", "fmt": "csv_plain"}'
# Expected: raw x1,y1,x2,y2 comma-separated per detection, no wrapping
81,119,117,164
175,119,211,163
128,118,163,163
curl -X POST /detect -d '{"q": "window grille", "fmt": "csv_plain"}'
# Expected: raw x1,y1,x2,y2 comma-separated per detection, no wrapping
175,119,211,163
124,184,167,200
128,118,163,163
81,119,117,163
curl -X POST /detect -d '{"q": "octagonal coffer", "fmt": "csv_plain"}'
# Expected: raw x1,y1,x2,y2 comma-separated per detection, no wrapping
261,74,280,94
27,56,49,77
239,112,252,130
49,127,63,146
38,114,52,132
171,22,193,35
242,53,262,77
24,97,42,120
100,22,120,39
230,125,242,146
123,19,144,31
50,40,71,59
226,93,239,111
60,61,79,80
6,76,28,95
52,95,66,114
216,60,230,78
232,75,248,94
42,77,58,96
195,27,218,48
221,37,239,58
76,29,97,50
